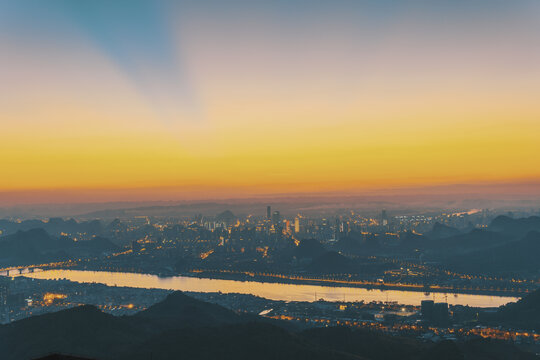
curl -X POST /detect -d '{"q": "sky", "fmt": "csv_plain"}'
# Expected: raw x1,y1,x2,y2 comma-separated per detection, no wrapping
1,0,540,204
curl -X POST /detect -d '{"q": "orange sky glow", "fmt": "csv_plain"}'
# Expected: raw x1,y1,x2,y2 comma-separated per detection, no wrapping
1,1,540,204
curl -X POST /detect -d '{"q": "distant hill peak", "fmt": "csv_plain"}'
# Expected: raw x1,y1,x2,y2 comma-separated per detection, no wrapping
425,222,461,240
294,238,326,259
215,210,236,223
135,291,241,327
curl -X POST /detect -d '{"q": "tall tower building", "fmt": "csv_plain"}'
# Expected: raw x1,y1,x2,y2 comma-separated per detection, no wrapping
272,211,280,225
294,217,300,233
381,209,388,226
267,206,271,220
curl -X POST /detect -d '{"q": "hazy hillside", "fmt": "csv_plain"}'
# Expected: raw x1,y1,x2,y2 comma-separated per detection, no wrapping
0,228,118,267
445,231,540,274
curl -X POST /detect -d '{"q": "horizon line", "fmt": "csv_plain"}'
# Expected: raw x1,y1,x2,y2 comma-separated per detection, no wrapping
1,180,540,207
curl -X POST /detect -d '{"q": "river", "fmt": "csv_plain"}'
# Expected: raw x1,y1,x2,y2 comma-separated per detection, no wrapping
22,269,518,307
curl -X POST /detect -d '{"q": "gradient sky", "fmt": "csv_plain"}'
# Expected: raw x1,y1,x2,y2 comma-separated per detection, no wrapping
1,0,540,203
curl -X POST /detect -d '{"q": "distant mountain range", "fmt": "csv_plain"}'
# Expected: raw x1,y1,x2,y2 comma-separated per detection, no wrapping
0,228,118,267
418,217,540,272
325,216,540,262
489,215,540,237
0,218,104,237
447,231,540,274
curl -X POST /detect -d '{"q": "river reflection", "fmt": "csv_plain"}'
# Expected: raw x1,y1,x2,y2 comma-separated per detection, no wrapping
24,269,518,307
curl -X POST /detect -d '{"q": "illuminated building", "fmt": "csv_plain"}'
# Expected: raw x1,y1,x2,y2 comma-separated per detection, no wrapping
43,293,67,305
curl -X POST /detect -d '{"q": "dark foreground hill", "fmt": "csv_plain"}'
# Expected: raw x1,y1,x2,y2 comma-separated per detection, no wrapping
484,287,540,331
133,290,243,329
0,292,354,360
0,291,537,360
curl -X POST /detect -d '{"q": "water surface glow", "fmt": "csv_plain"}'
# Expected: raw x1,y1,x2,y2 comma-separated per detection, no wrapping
25,269,518,307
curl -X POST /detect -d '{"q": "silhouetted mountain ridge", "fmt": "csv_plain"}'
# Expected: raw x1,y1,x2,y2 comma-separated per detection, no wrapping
134,291,242,328
0,218,104,237
294,239,327,259
489,215,540,237
445,231,540,274
307,251,353,273
0,291,536,360
483,287,540,332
